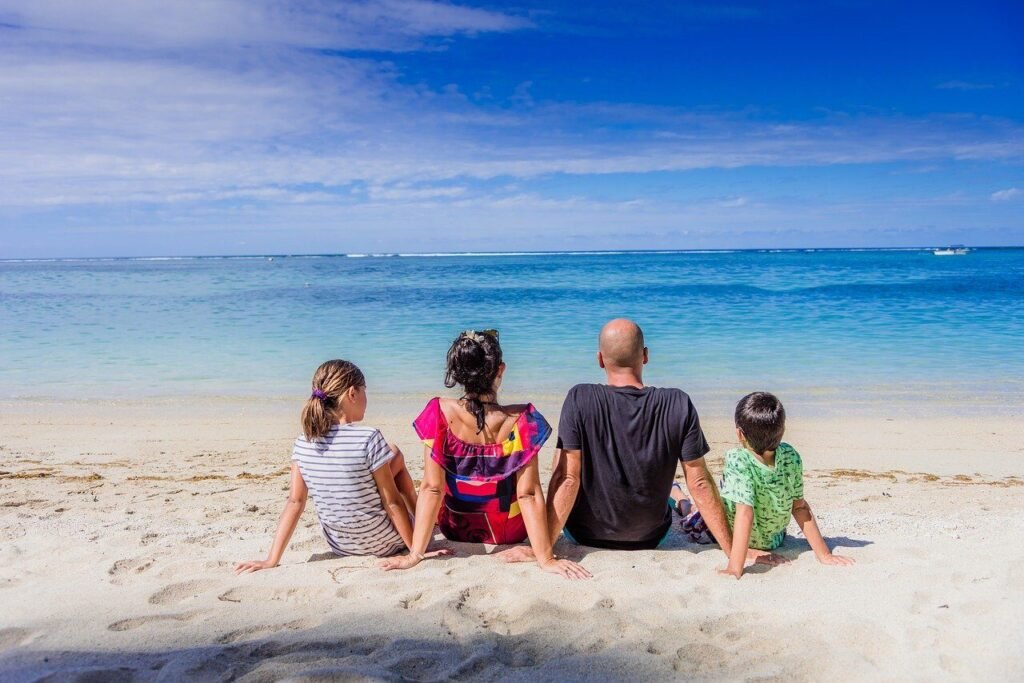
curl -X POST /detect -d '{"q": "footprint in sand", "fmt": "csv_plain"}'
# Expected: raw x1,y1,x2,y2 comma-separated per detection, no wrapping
148,579,218,606
239,633,386,658
108,556,156,585
215,618,319,645
0,627,42,652
107,611,206,632
397,591,425,610
217,585,323,605
696,613,751,644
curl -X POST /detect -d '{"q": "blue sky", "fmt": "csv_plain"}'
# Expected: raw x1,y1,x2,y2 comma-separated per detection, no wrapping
0,0,1021,257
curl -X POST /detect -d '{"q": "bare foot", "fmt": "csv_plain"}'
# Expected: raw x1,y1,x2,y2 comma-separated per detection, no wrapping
495,545,535,563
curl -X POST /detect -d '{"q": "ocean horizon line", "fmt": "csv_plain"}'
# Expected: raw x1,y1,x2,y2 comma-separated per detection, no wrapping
2,245,1023,263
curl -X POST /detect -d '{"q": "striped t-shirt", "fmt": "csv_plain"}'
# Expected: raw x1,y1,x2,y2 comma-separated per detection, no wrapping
291,424,405,557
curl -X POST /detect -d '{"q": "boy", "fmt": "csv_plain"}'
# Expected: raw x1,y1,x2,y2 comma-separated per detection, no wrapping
718,391,855,579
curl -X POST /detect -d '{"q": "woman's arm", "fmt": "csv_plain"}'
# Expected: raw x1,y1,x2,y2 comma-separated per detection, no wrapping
719,503,753,579
371,462,414,549
234,463,308,574
516,459,592,580
791,499,855,566
379,446,448,571
545,448,581,541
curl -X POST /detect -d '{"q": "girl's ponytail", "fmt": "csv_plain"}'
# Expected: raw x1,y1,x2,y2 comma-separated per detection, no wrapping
301,360,366,441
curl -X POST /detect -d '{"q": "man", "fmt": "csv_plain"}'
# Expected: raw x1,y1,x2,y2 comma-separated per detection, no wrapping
503,318,735,562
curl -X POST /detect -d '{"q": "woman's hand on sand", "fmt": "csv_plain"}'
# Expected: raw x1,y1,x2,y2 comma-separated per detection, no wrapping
378,549,453,571
539,557,592,580
234,559,278,574
817,553,856,566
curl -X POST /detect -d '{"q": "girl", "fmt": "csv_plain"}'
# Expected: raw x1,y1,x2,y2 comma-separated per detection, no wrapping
378,330,591,580
235,359,446,573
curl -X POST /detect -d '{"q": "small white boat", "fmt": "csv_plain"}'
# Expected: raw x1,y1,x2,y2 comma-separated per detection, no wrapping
933,245,969,256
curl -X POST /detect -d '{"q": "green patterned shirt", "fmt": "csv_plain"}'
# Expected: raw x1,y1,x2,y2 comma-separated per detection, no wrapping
720,442,804,550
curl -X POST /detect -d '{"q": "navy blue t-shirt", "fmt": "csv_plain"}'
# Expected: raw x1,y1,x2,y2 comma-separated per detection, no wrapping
558,384,710,549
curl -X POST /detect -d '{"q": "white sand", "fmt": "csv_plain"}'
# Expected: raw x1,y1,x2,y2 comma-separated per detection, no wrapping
1,396,1023,681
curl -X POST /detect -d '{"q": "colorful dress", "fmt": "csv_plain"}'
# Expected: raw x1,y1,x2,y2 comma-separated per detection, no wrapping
413,397,551,544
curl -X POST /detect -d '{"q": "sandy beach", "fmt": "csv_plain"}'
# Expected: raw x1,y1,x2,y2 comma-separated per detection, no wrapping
2,395,1023,681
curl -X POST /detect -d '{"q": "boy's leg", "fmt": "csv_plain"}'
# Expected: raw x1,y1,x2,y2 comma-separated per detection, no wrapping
387,445,418,518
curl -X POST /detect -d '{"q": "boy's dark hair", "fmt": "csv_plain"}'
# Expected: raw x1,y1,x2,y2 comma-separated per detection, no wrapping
735,392,786,454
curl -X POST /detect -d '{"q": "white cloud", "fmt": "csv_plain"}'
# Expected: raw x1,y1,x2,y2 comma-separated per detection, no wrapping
0,0,530,51
936,80,995,91
991,188,1021,201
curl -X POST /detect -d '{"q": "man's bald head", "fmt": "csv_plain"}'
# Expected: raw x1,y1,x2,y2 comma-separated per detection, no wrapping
598,319,646,369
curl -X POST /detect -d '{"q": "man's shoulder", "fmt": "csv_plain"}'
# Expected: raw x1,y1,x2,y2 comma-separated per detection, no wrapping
647,386,698,413
563,383,605,404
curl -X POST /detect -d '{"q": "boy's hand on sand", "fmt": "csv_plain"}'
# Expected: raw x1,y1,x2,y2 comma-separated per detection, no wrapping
747,549,790,566
234,559,278,574
717,566,744,580
817,553,856,566
539,557,592,580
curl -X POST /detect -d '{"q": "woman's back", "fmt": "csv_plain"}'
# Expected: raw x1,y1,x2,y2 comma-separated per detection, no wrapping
414,397,551,543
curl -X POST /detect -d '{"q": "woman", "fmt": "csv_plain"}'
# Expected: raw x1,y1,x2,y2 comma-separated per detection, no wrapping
379,330,590,579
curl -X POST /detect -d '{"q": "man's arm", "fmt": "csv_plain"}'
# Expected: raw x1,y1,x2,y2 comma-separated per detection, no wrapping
682,457,733,558
545,448,582,541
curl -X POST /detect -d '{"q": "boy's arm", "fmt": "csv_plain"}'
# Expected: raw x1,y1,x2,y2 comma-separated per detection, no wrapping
372,462,414,549
791,499,855,566
235,462,308,573
682,457,733,558
719,503,753,579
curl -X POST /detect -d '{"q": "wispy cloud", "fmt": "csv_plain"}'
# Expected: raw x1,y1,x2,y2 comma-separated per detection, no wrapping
936,80,996,91
0,0,530,51
991,188,1021,201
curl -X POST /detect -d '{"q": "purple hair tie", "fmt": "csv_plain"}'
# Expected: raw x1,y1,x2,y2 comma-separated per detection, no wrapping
311,388,327,400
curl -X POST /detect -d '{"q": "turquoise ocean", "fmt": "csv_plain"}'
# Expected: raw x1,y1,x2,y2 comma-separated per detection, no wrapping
2,249,1022,414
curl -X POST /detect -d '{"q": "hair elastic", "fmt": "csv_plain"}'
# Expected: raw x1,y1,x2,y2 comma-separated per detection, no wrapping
311,388,327,400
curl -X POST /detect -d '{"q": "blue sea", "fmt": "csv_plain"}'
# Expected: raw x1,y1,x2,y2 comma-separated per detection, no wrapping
2,249,1022,414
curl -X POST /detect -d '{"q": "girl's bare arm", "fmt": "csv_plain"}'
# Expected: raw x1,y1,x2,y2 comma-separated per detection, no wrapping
235,463,308,573
371,460,414,549
378,446,450,570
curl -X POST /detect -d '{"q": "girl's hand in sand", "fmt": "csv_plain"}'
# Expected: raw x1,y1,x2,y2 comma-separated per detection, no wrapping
539,557,592,580
234,559,278,574
378,549,453,571
817,553,856,566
